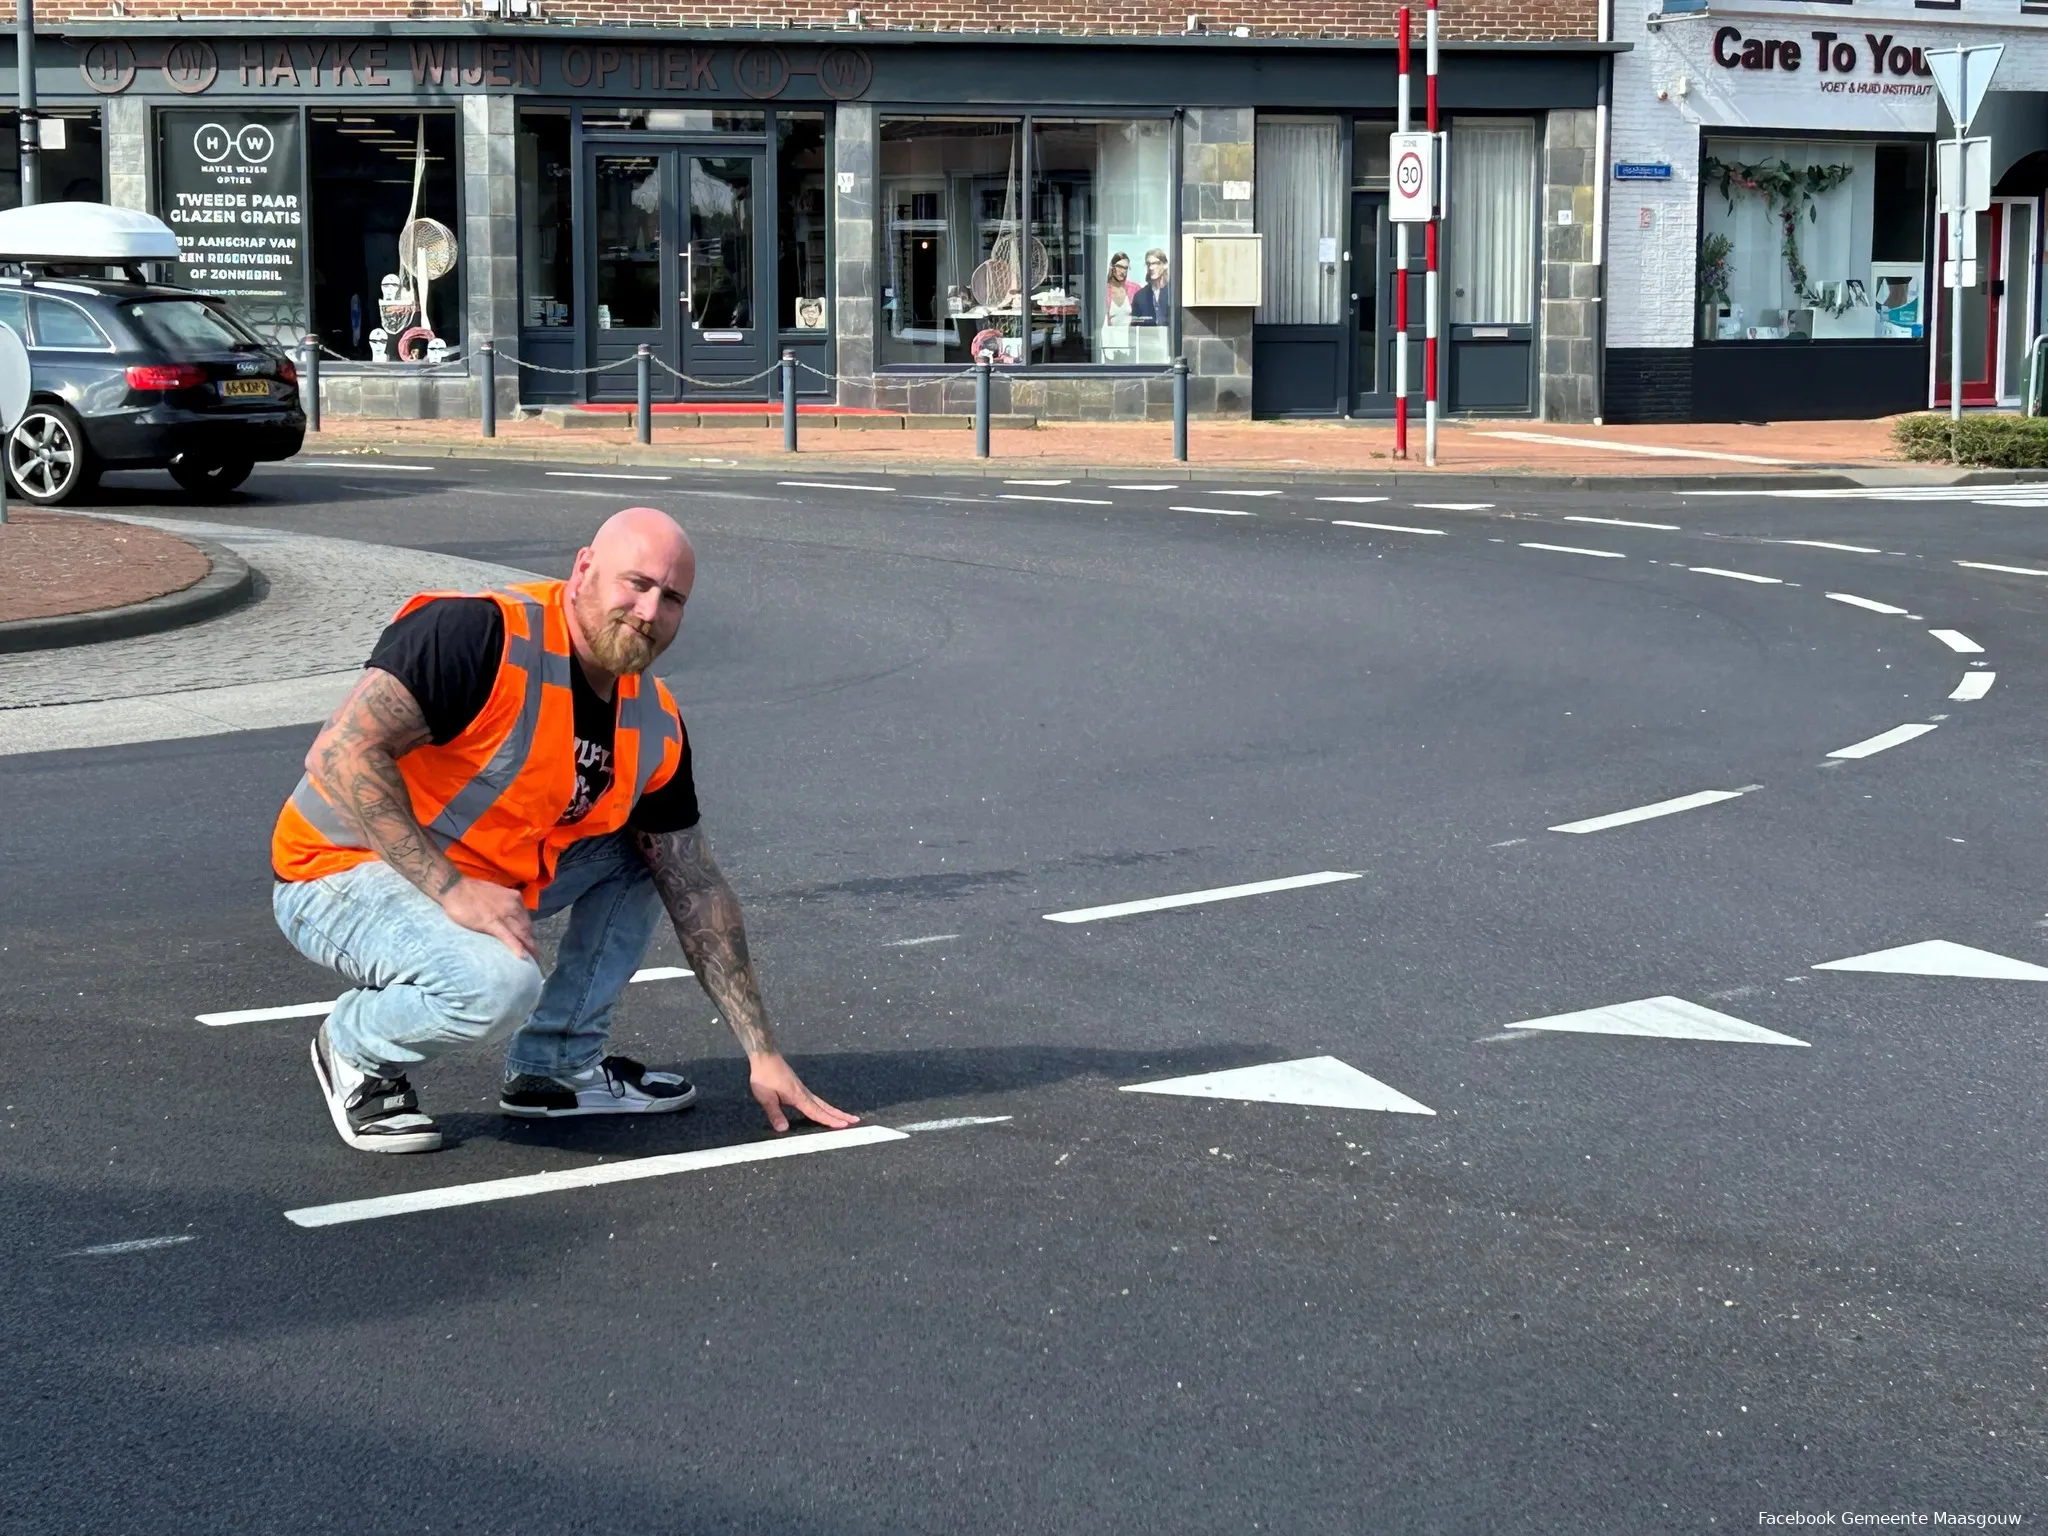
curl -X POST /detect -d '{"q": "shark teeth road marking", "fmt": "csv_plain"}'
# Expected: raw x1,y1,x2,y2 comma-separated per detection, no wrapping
1813,939,2048,980
197,966,692,1027
1502,995,1808,1046
1121,1056,1435,1115
1043,871,1360,924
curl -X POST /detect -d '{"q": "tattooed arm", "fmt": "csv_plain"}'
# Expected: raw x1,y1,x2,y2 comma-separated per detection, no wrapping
636,823,859,1131
303,668,535,958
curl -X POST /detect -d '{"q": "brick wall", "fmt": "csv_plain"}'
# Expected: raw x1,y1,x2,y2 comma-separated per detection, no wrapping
22,0,1594,41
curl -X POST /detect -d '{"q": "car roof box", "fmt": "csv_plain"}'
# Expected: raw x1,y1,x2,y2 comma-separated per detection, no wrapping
0,201,180,263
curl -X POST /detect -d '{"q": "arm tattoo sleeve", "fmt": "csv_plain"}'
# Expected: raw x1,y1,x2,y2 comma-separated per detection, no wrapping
634,824,778,1057
304,669,463,900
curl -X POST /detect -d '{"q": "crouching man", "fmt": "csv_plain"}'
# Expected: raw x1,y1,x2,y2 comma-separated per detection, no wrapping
270,506,856,1153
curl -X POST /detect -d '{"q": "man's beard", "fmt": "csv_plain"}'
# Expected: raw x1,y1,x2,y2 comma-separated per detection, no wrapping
583,606,659,674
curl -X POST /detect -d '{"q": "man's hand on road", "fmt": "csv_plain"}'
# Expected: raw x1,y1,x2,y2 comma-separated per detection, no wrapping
749,1053,860,1133
439,876,537,959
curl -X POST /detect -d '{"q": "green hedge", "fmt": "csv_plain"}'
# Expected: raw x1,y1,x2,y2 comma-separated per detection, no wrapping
1893,412,2048,468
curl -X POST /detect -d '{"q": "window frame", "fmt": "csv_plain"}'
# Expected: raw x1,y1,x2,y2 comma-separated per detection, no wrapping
27,294,114,353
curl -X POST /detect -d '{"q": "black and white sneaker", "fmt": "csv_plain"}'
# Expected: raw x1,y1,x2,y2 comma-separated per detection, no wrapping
310,1026,443,1154
499,1055,698,1119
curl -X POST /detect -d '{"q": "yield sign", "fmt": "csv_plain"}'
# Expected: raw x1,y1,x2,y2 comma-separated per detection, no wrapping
1926,45,2003,134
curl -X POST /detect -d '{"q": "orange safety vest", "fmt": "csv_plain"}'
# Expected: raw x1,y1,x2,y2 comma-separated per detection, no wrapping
271,579,686,907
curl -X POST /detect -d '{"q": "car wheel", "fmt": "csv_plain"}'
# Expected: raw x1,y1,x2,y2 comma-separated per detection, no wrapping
6,403,97,506
170,455,254,497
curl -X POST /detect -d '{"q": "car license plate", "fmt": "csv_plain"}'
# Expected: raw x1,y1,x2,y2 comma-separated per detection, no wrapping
221,379,269,398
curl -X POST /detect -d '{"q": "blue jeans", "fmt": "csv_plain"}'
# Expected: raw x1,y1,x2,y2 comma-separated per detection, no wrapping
272,831,664,1081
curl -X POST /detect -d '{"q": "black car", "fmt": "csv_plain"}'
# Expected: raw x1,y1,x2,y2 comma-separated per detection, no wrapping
0,274,305,504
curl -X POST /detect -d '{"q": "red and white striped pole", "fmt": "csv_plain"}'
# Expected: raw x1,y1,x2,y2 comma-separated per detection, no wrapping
1394,7,1411,459
1424,0,1441,467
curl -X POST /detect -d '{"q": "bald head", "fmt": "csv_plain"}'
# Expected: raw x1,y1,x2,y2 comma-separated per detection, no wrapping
565,507,696,683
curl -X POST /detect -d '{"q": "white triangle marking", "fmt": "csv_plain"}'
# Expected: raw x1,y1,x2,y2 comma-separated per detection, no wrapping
1813,939,2048,980
1120,1056,1435,1115
1503,995,1808,1046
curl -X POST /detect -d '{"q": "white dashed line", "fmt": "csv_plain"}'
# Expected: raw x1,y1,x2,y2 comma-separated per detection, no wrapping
1521,542,1625,559
1416,502,1494,511
1108,483,1180,490
1332,520,1447,536
63,1235,199,1257
1003,478,1071,485
1951,672,1996,701
1829,723,1938,759
886,934,960,947
1773,539,1882,553
1690,567,1782,584
1043,871,1361,924
546,471,673,482
1171,505,1255,517
196,966,692,1027
285,1125,913,1227
1208,489,1284,497
1957,560,2048,576
1929,629,1984,654
1826,593,1909,615
1316,495,1392,504
778,480,895,492
1565,516,1679,530
295,461,436,472
1549,787,1754,834
1001,493,1114,506
897,1116,1013,1132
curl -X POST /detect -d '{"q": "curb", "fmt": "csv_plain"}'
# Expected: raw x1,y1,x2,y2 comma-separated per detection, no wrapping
293,439,2048,492
0,534,256,654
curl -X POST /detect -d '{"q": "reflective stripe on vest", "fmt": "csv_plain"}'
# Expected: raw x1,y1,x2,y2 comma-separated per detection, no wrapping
627,679,681,805
428,593,573,844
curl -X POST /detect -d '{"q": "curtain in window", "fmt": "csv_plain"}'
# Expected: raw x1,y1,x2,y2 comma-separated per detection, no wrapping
1447,119,1535,325
1255,117,1343,325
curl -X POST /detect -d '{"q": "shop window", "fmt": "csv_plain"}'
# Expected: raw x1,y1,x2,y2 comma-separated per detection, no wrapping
593,153,663,332
1256,117,1344,328
583,108,765,135
1698,137,1926,342
777,112,828,333
1353,120,1392,189
307,111,460,361
1030,119,1174,364
879,118,1021,365
518,109,573,330
1446,118,1534,326
0,110,104,208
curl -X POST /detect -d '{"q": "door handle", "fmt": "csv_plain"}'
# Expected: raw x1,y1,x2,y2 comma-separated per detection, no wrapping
679,248,693,317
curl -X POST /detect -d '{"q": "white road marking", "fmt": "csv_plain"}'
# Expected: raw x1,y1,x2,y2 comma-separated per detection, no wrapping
1951,671,1996,701
1503,996,1807,1046
1478,429,1795,465
1416,502,1494,511
1929,628,1984,654
285,1124,911,1228
1521,542,1625,559
1565,516,1679,530
778,480,894,492
1774,539,1882,553
1814,938,2048,980
1826,593,1909,615
1972,499,2048,508
1331,520,1447,536
901,494,985,503
1549,787,1752,834
1208,489,1284,497
1002,493,1115,506
1171,505,1255,517
1688,484,2048,502
63,1234,199,1257
292,460,436,472
1121,1056,1434,1115
1108,483,1180,490
197,966,692,1026
1690,567,1782,584
545,471,672,482
463,486,621,500
886,933,959,947
1958,560,2048,576
1828,723,1937,759
1004,478,1071,485
1043,870,1360,924
897,1116,1013,1132
1316,495,1391,504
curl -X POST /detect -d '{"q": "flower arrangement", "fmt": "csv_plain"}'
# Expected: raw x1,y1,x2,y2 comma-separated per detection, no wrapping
1698,232,1734,307
1703,156,1857,316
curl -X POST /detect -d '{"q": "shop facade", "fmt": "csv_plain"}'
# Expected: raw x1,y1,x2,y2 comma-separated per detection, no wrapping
8,24,1613,421
1605,0,2048,421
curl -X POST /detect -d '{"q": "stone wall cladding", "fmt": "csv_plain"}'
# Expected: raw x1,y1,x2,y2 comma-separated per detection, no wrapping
1180,106,1255,419
1539,108,1597,422
831,104,877,411
24,4,1596,40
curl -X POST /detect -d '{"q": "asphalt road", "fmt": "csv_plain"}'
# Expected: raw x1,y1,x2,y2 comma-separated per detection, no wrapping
5,455,2047,1533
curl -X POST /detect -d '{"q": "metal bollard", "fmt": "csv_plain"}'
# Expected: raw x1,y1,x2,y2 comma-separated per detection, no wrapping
781,350,798,453
301,335,320,433
479,339,496,439
636,344,652,444
1172,356,1189,464
974,351,992,459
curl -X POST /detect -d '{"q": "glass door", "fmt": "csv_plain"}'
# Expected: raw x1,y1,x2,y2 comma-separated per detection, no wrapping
588,148,679,402
1933,207,2002,409
678,150,768,392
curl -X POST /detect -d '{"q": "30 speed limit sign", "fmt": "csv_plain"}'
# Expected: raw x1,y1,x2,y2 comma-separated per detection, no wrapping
1389,131,1438,223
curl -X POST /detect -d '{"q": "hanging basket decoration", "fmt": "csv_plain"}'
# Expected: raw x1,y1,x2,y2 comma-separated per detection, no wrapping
1703,156,1857,316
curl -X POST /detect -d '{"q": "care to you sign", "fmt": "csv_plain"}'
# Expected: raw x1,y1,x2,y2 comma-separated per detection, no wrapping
155,109,307,342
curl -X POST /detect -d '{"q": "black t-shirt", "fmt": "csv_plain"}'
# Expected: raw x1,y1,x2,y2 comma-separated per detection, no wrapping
365,597,700,835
